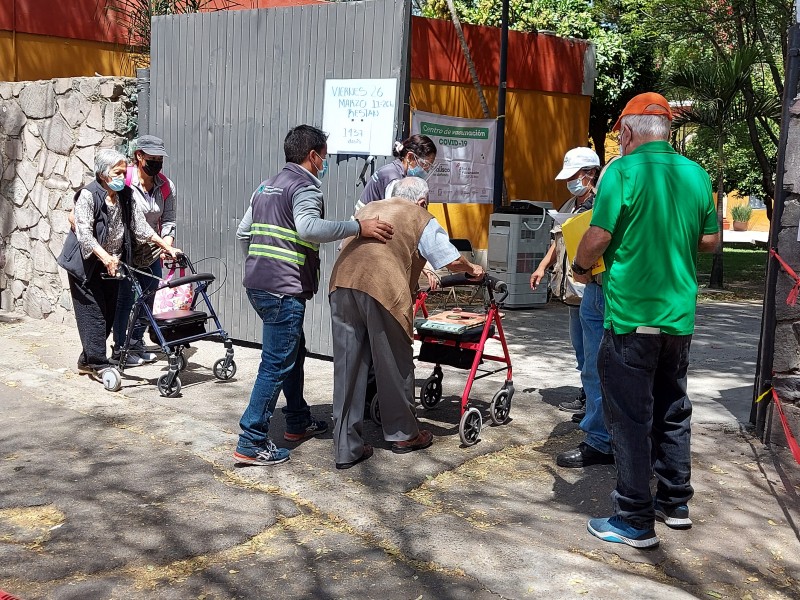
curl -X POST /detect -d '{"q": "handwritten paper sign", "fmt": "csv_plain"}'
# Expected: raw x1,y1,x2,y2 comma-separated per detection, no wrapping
322,78,398,156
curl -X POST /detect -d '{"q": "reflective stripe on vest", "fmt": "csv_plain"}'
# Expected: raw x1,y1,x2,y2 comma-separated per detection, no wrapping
249,223,319,251
248,243,306,265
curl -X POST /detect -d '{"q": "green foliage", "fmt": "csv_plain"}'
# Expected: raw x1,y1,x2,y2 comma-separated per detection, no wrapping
730,204,753,222
420,0,660,157
683,123,777,197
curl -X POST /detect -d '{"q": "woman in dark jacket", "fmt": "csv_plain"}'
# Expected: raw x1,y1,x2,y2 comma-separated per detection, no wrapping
58,149,180,378
356,134,437,210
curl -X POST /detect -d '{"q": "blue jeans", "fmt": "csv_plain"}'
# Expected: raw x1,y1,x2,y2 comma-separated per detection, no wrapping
568,305,584,373
579,282,611,454
113,259,162,349
237,289,312,452
598,328,694,529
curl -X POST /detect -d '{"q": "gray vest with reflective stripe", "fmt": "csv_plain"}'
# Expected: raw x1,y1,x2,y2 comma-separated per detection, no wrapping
243,164,321,299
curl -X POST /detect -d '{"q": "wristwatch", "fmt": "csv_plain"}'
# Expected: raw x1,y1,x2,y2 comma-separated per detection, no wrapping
571,260,591,275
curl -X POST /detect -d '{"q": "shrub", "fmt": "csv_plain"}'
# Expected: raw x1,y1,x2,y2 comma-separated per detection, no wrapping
731,204,753,222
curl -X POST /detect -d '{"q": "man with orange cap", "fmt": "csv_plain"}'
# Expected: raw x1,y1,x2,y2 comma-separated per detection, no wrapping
572,92,720,548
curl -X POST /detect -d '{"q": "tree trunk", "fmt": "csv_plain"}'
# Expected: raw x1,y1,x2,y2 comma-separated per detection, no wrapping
740,80,776,220
445,0,491,118
733,11,776,221
589,117,607,164
709,136,725,289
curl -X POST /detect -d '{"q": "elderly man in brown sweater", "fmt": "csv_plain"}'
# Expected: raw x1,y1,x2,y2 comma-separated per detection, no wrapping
329,177,484,469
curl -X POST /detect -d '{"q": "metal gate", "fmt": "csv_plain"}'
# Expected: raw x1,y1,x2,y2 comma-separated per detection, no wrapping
149,0,411,356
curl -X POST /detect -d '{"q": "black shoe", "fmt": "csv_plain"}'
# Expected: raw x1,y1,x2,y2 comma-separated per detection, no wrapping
556,442,614,468
571,411,586,423
336,444,374,470
559,391,586,413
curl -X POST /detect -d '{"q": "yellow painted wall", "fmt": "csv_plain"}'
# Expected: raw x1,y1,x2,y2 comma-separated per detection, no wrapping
0,33,133,81
0,31,13,81
727,192,769,232
411,80,591,248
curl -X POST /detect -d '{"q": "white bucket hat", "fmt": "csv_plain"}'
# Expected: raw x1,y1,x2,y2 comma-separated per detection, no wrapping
555,147,601,180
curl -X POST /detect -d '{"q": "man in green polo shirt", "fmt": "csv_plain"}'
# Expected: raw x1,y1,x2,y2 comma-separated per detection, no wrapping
571,92,719,548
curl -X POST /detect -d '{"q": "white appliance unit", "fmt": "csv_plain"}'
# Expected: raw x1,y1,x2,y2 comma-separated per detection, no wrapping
487,201,554,308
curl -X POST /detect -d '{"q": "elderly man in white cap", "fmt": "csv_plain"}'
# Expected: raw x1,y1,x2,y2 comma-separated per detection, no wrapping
530,148,601,420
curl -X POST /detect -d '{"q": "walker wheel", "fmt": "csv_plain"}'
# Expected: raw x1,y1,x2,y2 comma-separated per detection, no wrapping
459,407,482,446
433,366,443,382
369,393,382,426
157,373,181,397
176,354,187,372
489,388,512,425
420,375,442,408
213,358,237,380
101,367,122,392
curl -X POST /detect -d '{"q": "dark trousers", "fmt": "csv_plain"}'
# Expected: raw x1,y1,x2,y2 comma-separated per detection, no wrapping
330,288,419,464
598,328,694,529
69,270,119,369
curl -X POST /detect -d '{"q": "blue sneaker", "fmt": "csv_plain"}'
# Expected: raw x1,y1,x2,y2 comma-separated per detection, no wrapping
233,441,290,466
655,502,692,529
587,516,660,548
284,418,329,442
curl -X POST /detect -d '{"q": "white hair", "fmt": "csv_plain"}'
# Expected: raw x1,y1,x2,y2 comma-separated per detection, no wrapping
621,114,671,140
94,149,127,178
393,176,429,202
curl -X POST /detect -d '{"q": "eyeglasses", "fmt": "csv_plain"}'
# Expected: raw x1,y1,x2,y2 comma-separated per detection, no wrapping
410,153,434,172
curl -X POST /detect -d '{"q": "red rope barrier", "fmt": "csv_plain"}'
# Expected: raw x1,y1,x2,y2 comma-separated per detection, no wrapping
769,247,800,306
772,387,800,464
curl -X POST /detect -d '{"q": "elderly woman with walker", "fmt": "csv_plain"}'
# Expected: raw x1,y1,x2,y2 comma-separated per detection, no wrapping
58,149,180,387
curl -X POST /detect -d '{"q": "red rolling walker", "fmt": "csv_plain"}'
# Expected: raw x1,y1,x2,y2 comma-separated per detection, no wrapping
412,273,514,446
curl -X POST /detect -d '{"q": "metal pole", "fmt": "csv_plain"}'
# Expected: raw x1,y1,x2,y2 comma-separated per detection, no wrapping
492,0,509,211
399,0,413,139
752,23,800,436
136,68,151,136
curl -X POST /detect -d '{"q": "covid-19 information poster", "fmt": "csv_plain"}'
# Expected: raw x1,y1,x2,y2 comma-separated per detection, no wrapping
411,110,496,204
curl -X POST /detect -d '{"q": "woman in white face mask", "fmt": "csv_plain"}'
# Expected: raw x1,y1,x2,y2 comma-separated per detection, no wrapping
58,149,180,380
529,146,601,418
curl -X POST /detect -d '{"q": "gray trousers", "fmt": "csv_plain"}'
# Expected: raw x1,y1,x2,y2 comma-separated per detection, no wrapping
330,288,419,463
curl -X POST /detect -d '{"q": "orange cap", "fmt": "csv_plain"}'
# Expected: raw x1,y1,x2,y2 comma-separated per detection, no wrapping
612,92,673,131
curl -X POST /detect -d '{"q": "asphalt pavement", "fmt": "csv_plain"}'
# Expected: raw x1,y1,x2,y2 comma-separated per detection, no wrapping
0,299,798,600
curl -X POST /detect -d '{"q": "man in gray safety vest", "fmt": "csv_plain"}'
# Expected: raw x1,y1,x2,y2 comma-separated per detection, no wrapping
234,125,394,466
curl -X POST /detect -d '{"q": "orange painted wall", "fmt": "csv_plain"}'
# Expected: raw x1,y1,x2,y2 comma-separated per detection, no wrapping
411,17,589,95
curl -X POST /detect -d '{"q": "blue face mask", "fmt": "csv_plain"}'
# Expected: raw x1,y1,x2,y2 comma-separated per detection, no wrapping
108,176,125,192
313,152,328,179
407,165,426,178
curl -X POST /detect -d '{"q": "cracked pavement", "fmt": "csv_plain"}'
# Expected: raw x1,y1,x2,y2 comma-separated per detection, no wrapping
0,300,798,599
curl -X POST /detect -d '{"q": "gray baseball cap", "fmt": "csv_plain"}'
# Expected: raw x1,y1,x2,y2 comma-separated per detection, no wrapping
135,135,169,157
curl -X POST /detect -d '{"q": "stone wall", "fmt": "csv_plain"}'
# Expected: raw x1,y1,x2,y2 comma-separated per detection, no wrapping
769,51,800,443
0,76,137,323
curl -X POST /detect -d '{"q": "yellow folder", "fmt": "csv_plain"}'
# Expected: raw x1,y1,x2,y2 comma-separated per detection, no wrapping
561,209,606,275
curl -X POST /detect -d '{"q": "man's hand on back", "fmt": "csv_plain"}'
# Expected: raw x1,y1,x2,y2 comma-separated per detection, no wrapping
359,217,394,243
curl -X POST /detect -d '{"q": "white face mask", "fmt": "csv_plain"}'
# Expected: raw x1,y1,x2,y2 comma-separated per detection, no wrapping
567,175,589,197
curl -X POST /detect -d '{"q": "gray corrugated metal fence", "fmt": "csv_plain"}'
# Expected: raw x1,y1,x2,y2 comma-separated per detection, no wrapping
149,0,411,357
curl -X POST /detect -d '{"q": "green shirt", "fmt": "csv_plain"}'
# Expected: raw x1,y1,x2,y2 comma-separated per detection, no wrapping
591,141,718,335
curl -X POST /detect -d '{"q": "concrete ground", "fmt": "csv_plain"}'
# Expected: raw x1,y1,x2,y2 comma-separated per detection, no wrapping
0,299,798,600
